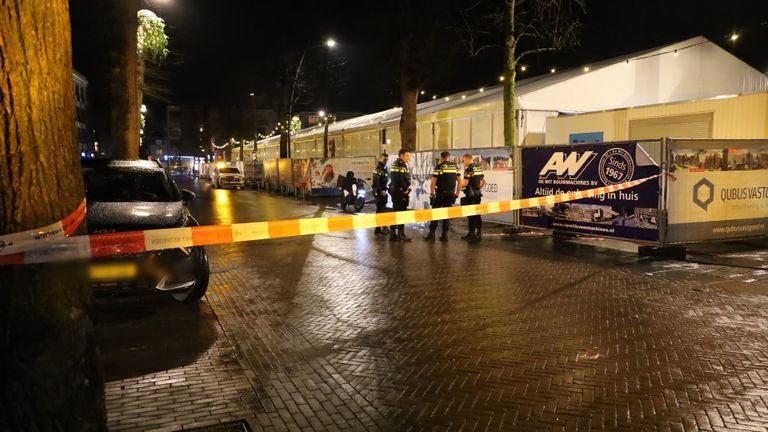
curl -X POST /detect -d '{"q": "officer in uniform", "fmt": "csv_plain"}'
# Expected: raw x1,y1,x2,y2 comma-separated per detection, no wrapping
372,153,390,236
425,151,461,241
461,153,486,242
389,148,412,242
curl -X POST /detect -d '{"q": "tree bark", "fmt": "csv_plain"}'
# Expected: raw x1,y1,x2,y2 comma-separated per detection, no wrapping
398,35,419,152
110,0,140,159
137,56,145,148
0,1,106,430
503,0,517,148
322,118,330,158
399,82,419,152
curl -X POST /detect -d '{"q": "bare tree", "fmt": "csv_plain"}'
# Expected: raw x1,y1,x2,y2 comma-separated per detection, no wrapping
394,0,462,151
0,0,105,429
503,0,584,147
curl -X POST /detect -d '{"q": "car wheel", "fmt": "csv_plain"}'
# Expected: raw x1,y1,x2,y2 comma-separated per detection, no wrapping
171,247,210,303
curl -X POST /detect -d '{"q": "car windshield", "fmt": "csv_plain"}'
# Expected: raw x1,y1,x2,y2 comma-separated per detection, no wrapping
219,168,240,174
82,166,179,202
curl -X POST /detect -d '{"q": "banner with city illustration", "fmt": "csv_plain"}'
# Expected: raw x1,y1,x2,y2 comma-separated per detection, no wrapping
397,148,516,224
666,139,768,243
521,141,662,242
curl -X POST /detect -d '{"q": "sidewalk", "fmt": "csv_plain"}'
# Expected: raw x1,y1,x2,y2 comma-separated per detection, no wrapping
100,194,768,431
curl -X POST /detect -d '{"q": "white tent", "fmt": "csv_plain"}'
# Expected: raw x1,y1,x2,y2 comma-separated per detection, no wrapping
259,36,768,151
516,36,768,112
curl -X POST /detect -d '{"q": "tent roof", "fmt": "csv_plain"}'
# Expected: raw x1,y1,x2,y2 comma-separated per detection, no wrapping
261,36,768,144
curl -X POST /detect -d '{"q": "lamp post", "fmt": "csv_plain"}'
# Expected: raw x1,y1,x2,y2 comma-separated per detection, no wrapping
286,38,336,158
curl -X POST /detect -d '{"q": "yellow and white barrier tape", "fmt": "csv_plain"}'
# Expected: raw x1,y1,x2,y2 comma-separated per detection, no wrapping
0,175,659,265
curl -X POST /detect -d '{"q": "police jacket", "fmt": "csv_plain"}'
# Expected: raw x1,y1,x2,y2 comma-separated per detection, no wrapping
464,163,485,191
389,158,411,196
372,161,388,194
432,161,460,197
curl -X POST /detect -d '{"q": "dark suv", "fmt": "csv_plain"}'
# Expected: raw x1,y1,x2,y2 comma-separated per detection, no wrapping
81,159,210,302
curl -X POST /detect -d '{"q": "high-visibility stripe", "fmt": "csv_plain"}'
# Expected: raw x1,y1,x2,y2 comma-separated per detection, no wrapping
1,174,661,265
299,217,330,235
0,198,87,256
145,227,193,251
396,210,417,225
191,225,233,246
90,231,146,257
331,215,356,232
267,220,301,239
232,222,270,242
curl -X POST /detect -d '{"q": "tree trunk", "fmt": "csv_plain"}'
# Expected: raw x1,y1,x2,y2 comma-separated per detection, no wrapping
0,1,106,430
110,0,140,159
503,0,517,148
322,119,330,159
137,57,145,148
398,73,419,152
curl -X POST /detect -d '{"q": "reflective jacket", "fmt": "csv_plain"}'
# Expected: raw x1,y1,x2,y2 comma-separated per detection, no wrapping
389,158,411,196
372,161,388,194
464,163,485,191
432,161,460,196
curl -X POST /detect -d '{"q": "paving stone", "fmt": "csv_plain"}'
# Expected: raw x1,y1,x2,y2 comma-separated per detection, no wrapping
99,186,768,431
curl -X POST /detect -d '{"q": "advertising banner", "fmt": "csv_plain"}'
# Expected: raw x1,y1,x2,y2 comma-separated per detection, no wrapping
278,159,294,191
666,140,768,243
521,141,661,241
292,159,311,191
309,157,376,196
264,159,279,188
392,148,516,224
242,160,264,183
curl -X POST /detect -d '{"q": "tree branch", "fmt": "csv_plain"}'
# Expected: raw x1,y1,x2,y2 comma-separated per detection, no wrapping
516,46,558,63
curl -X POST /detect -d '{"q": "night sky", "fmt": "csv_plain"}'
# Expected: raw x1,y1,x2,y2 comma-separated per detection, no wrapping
70,0,768,114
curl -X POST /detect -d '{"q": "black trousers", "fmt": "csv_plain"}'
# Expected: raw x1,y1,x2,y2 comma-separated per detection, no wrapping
467,195,483,232
429,195,455,233
375,191,388,214
390,194,409,233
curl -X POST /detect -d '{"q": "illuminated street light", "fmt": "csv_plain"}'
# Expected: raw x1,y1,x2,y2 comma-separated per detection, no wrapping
583,66,590,72
730,33,739,42
499,75,505,82
520,65,527,72
318,110,325,118
326,38,336,48
550,68,556,74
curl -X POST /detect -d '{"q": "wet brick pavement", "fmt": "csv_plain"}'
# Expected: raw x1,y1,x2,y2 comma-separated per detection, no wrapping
100,178,768,431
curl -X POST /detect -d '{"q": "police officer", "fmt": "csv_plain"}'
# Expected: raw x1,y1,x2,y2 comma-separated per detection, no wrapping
425,151,461,241
461,153,486,242
389,148,412,242
372,153,390,236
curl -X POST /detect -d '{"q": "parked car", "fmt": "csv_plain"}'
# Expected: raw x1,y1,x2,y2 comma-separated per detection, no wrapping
211,166,245,189
81,159,210,302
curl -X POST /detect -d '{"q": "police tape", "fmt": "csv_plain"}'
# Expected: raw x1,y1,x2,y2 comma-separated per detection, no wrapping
0,199,86,256
0,175,660,265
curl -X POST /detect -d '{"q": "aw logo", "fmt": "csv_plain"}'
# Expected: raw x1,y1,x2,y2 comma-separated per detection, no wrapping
538,151,596,179
693,178,715,211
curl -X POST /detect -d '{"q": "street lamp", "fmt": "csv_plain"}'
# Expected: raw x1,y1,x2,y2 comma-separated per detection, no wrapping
286,38,338,158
